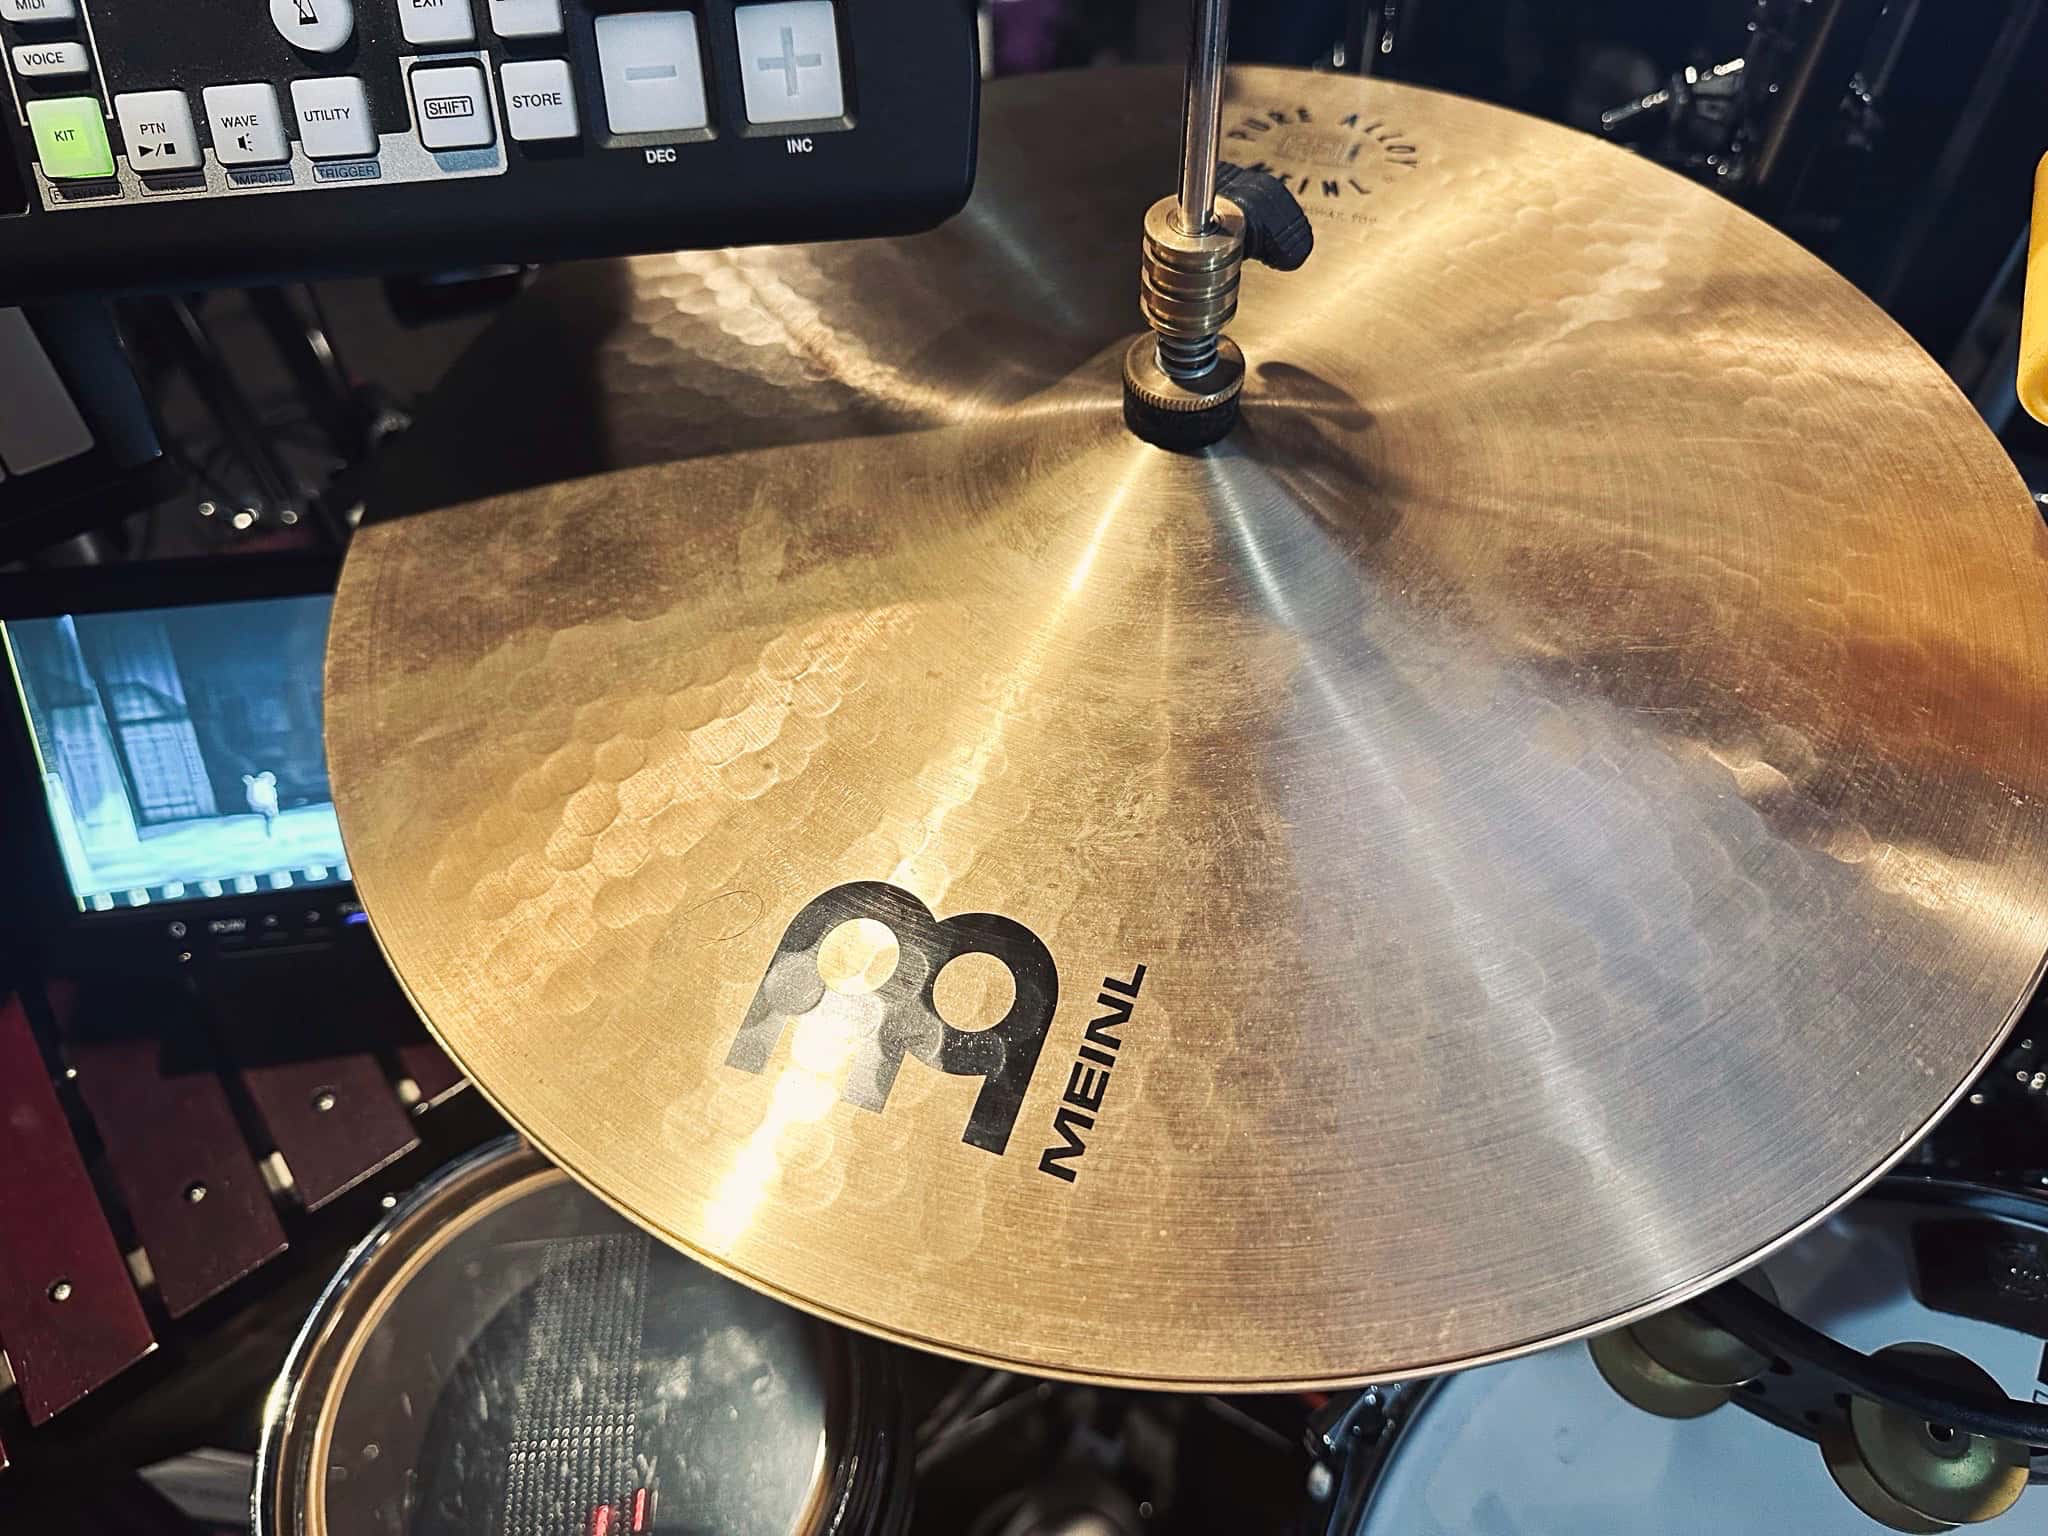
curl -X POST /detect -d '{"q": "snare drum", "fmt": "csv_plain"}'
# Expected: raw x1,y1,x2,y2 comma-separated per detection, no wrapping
256,1139,911,1536
1328,1177,2048,1534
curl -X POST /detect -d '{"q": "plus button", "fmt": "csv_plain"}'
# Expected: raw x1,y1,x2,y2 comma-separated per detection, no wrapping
756,25,822,96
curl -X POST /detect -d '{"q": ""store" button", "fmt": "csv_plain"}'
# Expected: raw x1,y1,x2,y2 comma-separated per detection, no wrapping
500,58,577,141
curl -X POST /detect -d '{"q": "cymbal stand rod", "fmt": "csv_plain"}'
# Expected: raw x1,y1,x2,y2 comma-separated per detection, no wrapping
1144,0,1242,389
1175,0,1230,238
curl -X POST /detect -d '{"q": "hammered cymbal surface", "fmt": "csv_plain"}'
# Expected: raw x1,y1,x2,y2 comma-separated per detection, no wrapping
328,66,2048,1389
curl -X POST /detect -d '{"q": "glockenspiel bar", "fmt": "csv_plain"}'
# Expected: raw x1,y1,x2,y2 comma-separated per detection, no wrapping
0,994,155,1424
67,1032,288,1318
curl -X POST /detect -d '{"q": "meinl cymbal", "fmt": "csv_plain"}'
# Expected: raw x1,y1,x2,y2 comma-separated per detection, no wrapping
327,65,2048,1390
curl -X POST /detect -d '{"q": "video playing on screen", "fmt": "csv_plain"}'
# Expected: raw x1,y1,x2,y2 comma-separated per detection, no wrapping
2,593,347,913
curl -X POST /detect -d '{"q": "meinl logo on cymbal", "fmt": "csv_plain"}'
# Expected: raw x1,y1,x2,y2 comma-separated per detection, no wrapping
1036,965,1145,1186
730,883,1146,1181
730,881,1059,1154
1224,102,1422,225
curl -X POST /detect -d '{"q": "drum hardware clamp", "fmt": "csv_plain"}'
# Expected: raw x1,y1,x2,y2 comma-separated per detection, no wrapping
1121,0,1316,452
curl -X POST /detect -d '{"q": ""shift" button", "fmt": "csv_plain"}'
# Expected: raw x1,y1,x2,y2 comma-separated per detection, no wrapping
26,97,114,181
410,63,493,150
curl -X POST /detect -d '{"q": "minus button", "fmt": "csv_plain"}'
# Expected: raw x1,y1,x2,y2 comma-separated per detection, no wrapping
594,10,708,135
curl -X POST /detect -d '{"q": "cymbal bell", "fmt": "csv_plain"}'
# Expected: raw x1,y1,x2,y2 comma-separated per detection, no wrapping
327,65,2048,1389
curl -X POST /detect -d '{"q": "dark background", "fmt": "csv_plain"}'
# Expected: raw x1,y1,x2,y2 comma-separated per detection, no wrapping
5,3,2048,1533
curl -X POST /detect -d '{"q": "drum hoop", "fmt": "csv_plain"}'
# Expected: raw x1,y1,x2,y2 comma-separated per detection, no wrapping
253,1136,906,1536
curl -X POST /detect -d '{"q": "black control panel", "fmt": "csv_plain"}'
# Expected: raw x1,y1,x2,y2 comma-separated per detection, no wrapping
0,0,978,299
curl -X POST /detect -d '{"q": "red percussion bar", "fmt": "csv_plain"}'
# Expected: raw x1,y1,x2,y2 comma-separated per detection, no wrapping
0,994,154,1423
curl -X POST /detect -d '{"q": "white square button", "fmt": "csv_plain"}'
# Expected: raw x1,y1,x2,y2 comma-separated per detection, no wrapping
487,0,560,38
203,83,290,165
411,62,493,149
397,0,473,46
594,11,707,135
500,58,577,141
114,89,202,172
0,0,78,20
290,76,377,159
734,1,843,124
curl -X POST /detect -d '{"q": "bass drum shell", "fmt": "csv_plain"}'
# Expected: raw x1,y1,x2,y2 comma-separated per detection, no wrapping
1345,1178,2048,1534
255,1138,912,1536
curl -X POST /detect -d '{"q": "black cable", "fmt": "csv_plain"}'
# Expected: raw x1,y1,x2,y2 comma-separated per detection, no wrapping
1687,1281,2048,1448
159,444,237,504
916,1365,998,1448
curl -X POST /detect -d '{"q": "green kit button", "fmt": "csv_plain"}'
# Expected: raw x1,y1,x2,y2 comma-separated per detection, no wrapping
26,97,115,180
